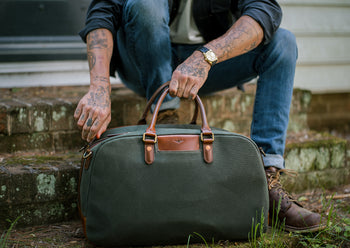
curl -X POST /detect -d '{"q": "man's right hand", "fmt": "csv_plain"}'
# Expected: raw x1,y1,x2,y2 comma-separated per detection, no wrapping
74,81,111,142
75,28,113,142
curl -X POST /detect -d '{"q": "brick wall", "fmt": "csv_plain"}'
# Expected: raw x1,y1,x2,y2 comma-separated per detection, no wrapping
307,92,350,134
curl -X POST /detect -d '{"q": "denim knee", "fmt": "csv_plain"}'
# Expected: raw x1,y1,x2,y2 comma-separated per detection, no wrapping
270,28,298,66
123,0,169,28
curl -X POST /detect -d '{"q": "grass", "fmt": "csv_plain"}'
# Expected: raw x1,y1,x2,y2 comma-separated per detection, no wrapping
246,192,350,248
291,193,350,248
0,217,20,248
248,200,290,248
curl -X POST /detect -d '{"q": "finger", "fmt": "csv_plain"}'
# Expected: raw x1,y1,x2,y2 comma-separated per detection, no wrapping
82,115,95,141
169,79,178,97
176,81,186,98
95,115,111,139
77,109,88,129
86,119,99,142
183,81,195,99
74,104,82,121
189,84,199,100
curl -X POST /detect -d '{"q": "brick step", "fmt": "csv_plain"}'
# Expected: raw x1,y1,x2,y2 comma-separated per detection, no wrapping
0,84,311,153
0,132,348,229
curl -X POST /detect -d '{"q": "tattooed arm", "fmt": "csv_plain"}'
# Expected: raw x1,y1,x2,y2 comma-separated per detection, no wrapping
169,15,264,99
74,28,113,142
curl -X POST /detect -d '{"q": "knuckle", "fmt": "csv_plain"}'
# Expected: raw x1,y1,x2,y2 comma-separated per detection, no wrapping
77,119,84,126
90,126,99,133
82,126,90,132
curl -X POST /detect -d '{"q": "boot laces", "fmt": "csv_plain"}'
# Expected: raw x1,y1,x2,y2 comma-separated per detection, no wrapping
267,169,298,202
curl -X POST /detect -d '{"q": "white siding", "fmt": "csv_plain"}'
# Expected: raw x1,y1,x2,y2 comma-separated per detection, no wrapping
279,0,350,92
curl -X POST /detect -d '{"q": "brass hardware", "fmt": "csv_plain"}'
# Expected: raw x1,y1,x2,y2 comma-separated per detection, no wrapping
201,133,214,142
143,133,157,143
82,150,92,159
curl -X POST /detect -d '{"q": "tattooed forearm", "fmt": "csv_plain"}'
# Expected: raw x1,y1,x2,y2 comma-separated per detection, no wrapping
87,52,96,70
92,75,109,83
86,29,113,75
208,16,263,63
88,29,108,50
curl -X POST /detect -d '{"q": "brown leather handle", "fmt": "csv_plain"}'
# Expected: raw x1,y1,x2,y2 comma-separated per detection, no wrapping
144,87,213,139
143,86,214,165
137,81,199,125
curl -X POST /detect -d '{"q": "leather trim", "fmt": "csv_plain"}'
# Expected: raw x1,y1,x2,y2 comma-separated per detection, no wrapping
78,159,88,239
82,216,87,238
203,143,213,163
145,144,155,165
84,155,92,170
158,135,200,151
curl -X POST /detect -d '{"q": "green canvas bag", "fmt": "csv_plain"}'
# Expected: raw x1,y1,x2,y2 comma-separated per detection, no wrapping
79,83,268,246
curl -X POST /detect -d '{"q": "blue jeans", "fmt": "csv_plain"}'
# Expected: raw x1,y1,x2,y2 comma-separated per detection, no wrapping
115,0,298,169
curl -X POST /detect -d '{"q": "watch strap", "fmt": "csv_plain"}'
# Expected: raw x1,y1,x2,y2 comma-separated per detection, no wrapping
197,46,210,54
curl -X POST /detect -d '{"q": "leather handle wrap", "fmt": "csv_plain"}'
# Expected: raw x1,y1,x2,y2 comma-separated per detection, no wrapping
145,87,212,136
137,81,199,125
143,86,214,164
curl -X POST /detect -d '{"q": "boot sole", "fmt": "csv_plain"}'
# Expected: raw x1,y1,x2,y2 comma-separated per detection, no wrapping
284,223,327,233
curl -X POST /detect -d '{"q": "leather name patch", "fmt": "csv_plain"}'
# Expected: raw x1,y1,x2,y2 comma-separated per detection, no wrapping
157,135,200,151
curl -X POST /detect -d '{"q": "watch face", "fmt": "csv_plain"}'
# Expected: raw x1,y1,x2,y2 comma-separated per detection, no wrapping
206,51,217,61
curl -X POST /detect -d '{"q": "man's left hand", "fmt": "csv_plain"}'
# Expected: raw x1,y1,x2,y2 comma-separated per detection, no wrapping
169,51,211,99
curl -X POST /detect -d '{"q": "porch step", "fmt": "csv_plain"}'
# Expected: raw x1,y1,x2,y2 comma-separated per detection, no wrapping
0,132,348,229
283,131,349,192
0,83,311,153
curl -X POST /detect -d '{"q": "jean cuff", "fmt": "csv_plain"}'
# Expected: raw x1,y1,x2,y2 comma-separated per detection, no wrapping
262,154,284,170
151,96,180,113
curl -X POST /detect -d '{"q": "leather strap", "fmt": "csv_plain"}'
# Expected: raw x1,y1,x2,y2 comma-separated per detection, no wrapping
143,86,214,164
137,81,199,125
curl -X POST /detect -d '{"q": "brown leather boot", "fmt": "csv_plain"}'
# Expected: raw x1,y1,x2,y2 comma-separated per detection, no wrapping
265,166,326,233
157,109,179,124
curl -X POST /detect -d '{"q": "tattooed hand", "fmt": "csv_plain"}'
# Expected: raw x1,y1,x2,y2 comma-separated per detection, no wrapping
74,76,111,142
169,51,211,99
169,16,263,99
75,28,113,142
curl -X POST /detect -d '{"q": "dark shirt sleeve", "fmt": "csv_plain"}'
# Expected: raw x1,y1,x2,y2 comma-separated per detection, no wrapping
238,0,282,44
79,0,124,43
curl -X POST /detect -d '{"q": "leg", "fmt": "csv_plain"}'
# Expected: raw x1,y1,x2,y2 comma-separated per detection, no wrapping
251,28,297,169
116,0,179,109
252,29,324,232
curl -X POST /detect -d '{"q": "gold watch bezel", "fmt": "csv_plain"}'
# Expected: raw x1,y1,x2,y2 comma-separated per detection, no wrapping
197,46,217,66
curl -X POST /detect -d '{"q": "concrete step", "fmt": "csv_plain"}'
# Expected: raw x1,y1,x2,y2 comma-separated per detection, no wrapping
0,132,348,229
0,83,311,153
0,61,122,88
283,131,350,193
0,152,81,229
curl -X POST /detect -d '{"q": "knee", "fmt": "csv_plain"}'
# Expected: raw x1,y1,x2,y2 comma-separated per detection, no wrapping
124,0,169,27
271,29,298,62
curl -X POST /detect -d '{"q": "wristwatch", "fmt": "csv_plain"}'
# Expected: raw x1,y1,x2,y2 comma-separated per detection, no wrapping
197,46,218,66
